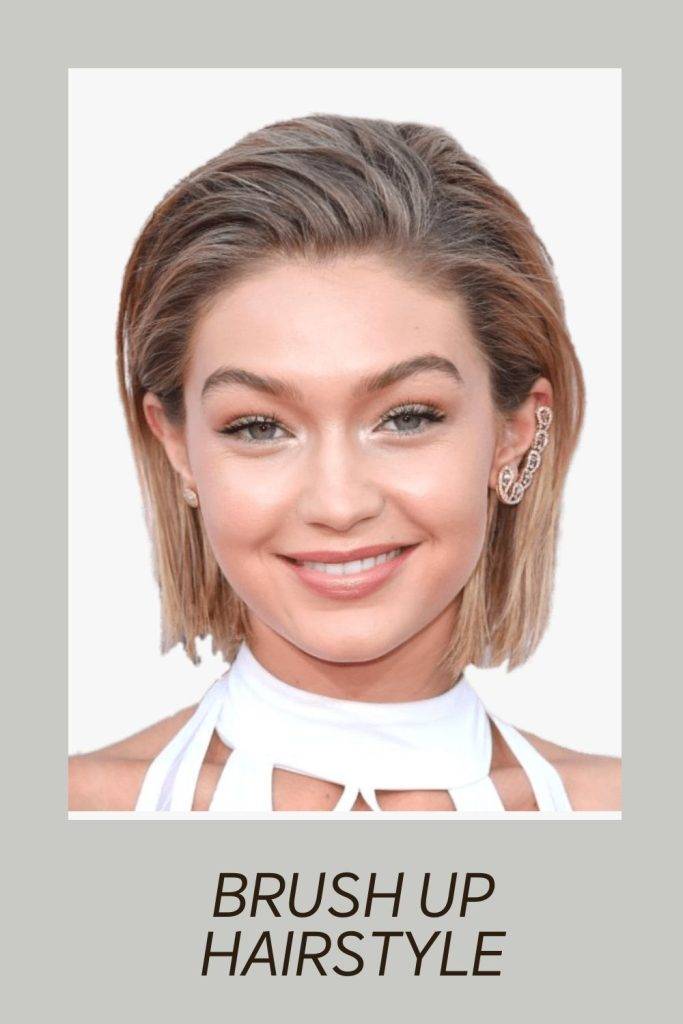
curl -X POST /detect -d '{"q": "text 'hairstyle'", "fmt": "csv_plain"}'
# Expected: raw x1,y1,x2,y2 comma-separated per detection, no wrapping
116,113,585,674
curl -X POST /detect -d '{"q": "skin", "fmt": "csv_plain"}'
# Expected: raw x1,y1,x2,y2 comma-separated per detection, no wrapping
69,254,621,811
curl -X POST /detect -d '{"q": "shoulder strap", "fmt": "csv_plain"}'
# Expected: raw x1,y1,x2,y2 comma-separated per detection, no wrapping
491,716,573,811
209,748,273,812
135,677,229,811
449,775,506,811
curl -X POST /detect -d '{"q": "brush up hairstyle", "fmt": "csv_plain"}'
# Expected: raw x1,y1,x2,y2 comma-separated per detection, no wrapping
116,113,585,675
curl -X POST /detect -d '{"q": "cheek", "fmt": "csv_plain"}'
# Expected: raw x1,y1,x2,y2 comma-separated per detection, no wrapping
398,441,492,606
192,454,292,565
399,440,491,538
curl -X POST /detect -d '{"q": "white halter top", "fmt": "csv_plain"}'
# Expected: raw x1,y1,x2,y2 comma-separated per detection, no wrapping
135,642,572,812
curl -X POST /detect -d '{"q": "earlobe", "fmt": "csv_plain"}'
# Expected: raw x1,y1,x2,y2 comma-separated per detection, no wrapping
489,412,524,490
488,377,554,493
141,391,196,489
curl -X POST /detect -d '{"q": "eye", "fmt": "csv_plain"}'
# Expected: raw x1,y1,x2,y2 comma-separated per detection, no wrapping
218,414,290,444
376,403,446,435
218,403,446,444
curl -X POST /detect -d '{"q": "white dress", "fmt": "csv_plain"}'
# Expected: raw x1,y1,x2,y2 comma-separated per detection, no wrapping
135,642,572,812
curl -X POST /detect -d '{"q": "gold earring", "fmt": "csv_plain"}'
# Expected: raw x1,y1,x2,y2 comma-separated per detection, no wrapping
182,487,199,508
496,405,552,506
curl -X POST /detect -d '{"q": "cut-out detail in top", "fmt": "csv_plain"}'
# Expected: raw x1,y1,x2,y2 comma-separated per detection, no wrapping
134,642,572,813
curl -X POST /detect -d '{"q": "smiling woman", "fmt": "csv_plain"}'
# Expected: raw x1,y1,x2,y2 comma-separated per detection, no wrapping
69,113,620,813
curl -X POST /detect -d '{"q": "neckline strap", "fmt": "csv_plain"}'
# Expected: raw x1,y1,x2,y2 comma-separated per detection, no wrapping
212,642,493,794
134,642,574,812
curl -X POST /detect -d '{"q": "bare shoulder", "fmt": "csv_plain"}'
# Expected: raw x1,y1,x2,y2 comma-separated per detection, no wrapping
69,703,199,811
77,704,201,761
519,728,621,811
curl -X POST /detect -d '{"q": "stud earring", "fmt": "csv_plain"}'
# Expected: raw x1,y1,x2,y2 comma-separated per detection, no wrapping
496,405,553,506
182,487,199,508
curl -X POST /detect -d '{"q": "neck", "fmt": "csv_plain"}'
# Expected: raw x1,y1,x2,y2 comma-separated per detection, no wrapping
245,604,463,703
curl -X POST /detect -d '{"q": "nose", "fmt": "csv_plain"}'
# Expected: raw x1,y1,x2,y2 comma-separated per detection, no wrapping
296,430,385,532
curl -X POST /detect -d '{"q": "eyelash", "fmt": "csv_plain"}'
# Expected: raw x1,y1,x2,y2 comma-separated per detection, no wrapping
218,402,446,444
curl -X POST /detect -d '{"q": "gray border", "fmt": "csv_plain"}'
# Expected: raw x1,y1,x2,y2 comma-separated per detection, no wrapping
6,0,678,1018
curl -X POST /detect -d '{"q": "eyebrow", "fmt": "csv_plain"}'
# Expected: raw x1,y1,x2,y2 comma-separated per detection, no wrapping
200,353,464,403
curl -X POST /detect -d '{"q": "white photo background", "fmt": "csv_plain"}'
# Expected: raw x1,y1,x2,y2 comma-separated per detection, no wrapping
68,68,621,756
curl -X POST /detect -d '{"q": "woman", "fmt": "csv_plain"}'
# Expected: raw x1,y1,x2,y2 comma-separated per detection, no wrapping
69,113,620,813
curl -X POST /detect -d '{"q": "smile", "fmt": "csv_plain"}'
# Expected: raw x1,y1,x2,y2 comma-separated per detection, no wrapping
278,544,419,600
295,547,405,575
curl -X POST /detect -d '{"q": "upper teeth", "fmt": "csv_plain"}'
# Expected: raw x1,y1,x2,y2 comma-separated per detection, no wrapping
298,547,405,575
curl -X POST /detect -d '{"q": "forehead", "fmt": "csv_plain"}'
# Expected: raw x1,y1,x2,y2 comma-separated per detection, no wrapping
186,255,486,392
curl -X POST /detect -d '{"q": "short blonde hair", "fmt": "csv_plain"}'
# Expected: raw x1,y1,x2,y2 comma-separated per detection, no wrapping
116,113,585,675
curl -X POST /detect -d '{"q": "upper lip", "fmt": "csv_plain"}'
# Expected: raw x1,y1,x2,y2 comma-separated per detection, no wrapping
280,542,417,563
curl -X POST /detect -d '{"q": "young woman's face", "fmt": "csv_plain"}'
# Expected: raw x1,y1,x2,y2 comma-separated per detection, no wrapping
151,255,508,664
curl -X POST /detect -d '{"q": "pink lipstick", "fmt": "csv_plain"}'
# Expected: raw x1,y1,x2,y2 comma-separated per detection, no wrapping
277,543,419,600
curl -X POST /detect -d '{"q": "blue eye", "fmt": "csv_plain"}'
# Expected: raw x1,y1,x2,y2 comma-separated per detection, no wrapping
219,415,288,443
377,404,445,435
219,403,446,445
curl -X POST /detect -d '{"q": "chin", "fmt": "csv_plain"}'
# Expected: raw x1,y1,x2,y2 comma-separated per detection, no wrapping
289,625,409,666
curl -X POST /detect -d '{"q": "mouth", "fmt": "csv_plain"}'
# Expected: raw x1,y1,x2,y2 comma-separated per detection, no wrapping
284,546,408,575
277,543,420,599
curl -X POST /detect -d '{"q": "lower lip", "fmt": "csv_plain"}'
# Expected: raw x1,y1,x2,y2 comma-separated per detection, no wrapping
279,546,419,600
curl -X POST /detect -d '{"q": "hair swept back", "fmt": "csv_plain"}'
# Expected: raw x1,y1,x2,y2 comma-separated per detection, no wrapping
116,112,585,675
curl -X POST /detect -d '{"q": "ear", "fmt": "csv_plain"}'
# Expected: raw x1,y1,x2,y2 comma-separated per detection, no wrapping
142,391,196,492
488,377,554,491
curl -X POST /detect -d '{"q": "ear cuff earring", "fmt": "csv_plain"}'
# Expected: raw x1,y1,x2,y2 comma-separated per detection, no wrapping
182,487,199,508
496,405,553,506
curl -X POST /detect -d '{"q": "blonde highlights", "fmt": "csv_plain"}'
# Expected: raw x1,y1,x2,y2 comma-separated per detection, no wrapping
116,113,585,673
